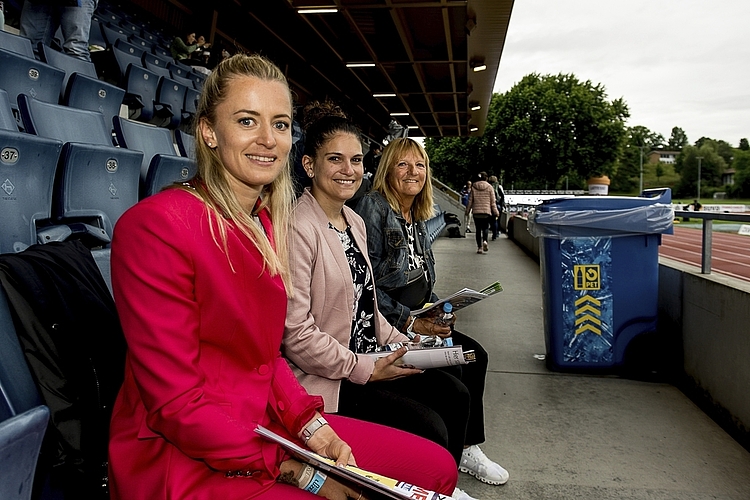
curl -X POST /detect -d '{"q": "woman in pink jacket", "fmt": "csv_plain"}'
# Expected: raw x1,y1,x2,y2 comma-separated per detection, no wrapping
108,54,456,500
283,101,476,500
465,172,499,254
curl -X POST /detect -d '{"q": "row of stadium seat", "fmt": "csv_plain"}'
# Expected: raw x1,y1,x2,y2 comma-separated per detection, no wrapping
0,88,196,255
0,27,203,132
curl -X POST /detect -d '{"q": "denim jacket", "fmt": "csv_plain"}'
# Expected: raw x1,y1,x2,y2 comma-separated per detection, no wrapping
353,191,439,331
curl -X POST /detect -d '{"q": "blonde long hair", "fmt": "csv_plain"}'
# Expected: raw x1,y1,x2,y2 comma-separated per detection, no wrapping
372,138,435,221
180,54,295,292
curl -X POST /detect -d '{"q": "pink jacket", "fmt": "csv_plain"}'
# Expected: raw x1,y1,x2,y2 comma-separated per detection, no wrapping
466,179,499,217
284,189,407,413
109,189,323,500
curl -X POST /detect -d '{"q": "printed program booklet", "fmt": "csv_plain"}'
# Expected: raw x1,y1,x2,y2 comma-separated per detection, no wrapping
362,345,476,370
255,425,454,500
410,281,503,317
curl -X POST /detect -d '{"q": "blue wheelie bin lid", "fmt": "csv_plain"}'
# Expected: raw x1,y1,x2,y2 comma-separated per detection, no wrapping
528,188,674,238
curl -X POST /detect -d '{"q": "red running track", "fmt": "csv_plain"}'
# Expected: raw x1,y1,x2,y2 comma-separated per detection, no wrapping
659,226,750,282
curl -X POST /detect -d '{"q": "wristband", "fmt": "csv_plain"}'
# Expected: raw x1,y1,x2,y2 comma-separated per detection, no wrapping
297,464,315,490
303,469,327,495
302,416,328,443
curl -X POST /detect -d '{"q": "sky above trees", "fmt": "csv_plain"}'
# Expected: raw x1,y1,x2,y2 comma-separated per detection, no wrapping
494,0,750,147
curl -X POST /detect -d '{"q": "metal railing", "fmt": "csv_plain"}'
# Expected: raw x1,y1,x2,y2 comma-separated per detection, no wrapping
672,210,750,274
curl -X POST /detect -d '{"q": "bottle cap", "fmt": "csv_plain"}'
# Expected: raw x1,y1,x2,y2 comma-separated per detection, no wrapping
442,302,453,313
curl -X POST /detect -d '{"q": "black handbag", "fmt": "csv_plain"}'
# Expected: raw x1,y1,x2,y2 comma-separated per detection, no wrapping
391,266,431,310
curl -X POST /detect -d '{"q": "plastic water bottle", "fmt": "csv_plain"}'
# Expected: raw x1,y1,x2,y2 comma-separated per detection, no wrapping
436,303,454,346
436,302,454,325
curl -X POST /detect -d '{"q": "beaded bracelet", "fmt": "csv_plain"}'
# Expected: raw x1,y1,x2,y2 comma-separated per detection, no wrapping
303,469,327,495
297,464,315,490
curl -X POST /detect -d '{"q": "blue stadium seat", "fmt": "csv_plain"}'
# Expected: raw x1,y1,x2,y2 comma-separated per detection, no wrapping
174,129,195,158
0,49,65,120
18,94,112,145
0,286,44,420
39,44,125,130
142,51,172,70
100,23,130,47
152,44,172,59
112,46,159,122
169,72,194,89
64,73,125,134
0,30,35,58
0,405,50,500
55,142,142,239
128,35,153,52
113,116,196,196
143,154,196,197
167,61,192,79
186,70,206,87
154,77,188,129
17,96,142,240
182,87,200,128
142,57,171,79
0,90,17,131
114,37,146,59
0,130,62,253
88,18,108,50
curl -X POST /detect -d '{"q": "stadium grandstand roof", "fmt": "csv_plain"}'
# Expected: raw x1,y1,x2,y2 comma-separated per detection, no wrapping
130,0,513,143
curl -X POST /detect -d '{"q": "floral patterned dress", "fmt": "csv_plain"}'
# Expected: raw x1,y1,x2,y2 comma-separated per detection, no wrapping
329,222,378,354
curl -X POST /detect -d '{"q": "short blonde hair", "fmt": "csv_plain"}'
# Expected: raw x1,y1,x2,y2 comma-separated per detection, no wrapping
372,138,435,222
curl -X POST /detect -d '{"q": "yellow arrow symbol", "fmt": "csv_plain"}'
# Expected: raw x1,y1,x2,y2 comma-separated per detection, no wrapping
575,323,602,336
575,314,601,326
575,304,600,316
575,295,601,307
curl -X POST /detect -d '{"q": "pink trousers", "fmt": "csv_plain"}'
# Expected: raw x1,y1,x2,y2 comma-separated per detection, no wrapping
255,414,458,498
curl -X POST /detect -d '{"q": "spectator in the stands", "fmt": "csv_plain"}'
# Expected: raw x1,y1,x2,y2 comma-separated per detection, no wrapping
353,139,509,490
170,30,209,61
282,100,479,500
107,53,457,500
19,0,97,61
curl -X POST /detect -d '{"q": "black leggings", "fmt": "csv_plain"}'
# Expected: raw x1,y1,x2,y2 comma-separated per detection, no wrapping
337,330,489,464
473,216,491,248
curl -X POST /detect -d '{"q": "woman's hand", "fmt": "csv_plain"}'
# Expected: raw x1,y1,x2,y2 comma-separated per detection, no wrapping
278,458,368,500
411,316,453,338
303,416,357,467
369,347,423,382
318,476,369,500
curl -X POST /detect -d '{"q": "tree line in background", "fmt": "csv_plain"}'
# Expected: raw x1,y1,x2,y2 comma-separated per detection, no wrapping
424,72,750,199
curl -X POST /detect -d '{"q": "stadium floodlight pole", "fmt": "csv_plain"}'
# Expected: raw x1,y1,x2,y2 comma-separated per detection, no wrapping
638,145,644,195
696,156,703,201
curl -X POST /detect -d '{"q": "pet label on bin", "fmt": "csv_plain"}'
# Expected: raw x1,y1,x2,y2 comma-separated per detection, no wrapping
561,237,613,363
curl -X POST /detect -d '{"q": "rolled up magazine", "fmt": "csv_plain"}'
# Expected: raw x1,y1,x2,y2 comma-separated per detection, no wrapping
364,344,476,369
255,425,454,500
410,281,503,317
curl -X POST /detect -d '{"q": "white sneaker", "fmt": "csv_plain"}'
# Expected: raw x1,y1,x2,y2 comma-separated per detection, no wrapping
451,486,480,500
459,445,509,485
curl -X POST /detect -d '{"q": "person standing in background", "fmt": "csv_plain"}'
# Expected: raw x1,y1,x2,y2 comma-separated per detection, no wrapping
488,175,500,240
465,172,498,254
460,180,472,233
20,0,98,61
0,1,6,31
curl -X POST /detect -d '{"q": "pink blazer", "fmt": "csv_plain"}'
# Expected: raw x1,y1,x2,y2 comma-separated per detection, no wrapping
284,189,406,413
109,189,323,500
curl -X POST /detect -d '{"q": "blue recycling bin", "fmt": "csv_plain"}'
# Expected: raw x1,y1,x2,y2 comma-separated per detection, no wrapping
528,188,674,371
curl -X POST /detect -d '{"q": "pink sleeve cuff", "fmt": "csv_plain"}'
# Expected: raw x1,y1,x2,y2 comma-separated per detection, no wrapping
349,354,375,385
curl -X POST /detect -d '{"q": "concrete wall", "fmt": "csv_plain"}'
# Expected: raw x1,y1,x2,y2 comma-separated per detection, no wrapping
505,215,750,447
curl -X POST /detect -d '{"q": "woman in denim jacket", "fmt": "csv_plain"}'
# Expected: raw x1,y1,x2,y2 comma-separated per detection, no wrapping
354,138,509,488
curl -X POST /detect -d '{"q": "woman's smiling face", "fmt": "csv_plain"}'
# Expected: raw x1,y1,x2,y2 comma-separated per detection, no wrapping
389,151,427,202
199,76,292,208
306,132,363,208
